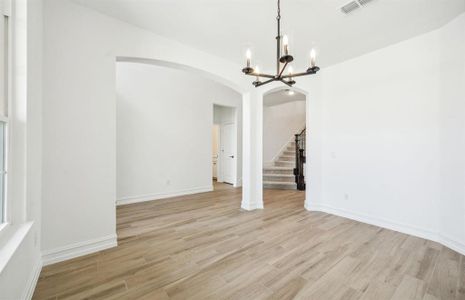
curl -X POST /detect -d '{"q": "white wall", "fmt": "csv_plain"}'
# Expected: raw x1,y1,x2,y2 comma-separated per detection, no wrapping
116,63,241,204
41,0,247,263
42,0,118,260
214,104,236,124
438,14,465,252
263,100,306,163
308,13,465,255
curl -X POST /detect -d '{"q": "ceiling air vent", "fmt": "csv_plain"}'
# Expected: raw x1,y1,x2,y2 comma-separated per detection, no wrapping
357,0,376,6
340,1,360,14
340,0,377,15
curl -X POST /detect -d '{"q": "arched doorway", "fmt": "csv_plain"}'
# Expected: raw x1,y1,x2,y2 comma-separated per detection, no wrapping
263,89,307,191
114,57,245,206
240,84,312,210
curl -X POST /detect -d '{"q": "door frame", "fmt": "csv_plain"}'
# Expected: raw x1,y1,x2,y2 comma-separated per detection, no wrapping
212,104,240,187
220,122,235,184
212,124,220,180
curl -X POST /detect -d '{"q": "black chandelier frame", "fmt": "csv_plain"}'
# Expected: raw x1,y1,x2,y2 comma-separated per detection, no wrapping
242,0,320,88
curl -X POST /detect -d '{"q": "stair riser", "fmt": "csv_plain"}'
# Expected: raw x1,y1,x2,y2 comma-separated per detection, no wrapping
263,183,296,190
263,169,294,175
261,136,304,190
278,156,294,162
275,161,294,167
263,176,294,182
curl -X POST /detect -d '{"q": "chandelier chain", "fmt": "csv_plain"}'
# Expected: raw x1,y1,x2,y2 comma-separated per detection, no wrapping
277,0,281,20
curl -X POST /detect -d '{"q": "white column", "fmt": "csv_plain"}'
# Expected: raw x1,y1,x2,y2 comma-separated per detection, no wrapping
305,78,323,210
241,90,263,210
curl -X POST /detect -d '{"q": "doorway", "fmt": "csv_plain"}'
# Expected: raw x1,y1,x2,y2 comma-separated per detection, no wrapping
221,123,235,184
262,89,307,191
213,104,237,188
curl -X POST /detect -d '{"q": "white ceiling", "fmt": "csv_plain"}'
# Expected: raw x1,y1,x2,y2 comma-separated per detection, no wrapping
72,0,465,73
264,89,306,107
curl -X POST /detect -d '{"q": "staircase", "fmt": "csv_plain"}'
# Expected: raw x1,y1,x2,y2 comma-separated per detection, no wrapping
263,140,298,190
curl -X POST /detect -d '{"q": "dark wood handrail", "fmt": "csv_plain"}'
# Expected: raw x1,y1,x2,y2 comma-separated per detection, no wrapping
294,128,306,191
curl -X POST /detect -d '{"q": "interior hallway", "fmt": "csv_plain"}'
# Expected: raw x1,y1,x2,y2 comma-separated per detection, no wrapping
33,183,465,299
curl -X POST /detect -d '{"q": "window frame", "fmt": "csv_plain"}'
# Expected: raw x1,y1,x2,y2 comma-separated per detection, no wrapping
0,0,11,231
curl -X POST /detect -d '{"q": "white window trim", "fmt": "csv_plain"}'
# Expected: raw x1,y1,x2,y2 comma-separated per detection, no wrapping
0,0,35,276
0,0,11,232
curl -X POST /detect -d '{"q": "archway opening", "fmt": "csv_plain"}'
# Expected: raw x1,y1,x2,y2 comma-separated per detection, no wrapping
262,88,307,197
115,59,243,207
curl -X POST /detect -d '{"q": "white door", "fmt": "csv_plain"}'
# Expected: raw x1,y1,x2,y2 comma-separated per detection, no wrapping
221,123,235,184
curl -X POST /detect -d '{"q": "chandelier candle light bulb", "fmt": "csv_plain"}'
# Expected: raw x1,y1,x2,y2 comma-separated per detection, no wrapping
310,49,316,68
283,35,289,55
246,49,252,67
242,49,254,74
242,0,319,87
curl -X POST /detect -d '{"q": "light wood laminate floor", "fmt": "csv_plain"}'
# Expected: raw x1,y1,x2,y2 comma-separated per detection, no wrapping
34,183,465,299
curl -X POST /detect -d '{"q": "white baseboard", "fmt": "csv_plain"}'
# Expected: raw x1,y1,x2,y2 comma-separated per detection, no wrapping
241,203,264,211
306,203,465,256
117,186,213,206
23,258,42,300
438,233,465,257
234,178,242,188
42,234,117,266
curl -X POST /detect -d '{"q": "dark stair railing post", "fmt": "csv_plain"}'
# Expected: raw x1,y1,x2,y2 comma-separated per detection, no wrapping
293,129,306,191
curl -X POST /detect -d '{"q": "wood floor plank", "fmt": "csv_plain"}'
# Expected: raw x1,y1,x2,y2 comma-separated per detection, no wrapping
390,275,426,300
457,256,465,300
427,247,461,300
33,183,465,299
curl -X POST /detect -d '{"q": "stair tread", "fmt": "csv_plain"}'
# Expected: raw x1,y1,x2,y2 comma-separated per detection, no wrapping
263,166,293,170
263,174,294,177
263,181,296,185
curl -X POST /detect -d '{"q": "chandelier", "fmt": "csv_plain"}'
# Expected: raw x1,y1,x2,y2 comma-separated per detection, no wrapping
242,0,320,88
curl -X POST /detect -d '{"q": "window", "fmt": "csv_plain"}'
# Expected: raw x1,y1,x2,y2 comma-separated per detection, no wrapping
0,7,8,225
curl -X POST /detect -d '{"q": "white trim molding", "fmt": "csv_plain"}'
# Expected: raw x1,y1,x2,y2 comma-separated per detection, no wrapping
241,201,264,211
306,203,465,256
234,178,242,188
117,186,213,206
23,258,42,300
42,234,117,266
438,233,465,258
0,222,33,273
